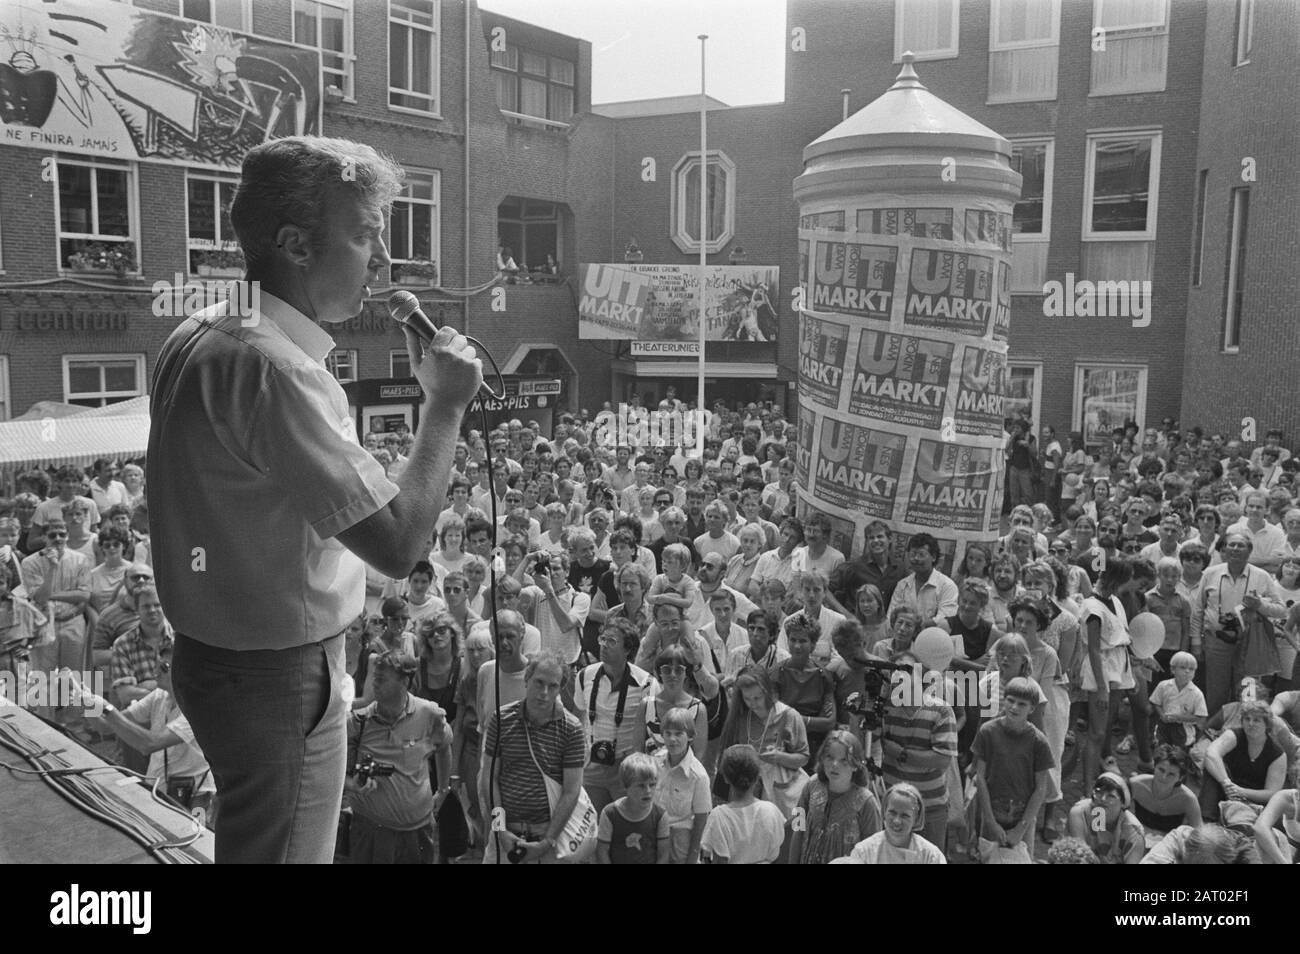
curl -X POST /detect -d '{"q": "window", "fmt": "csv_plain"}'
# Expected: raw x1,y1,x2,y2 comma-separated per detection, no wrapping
670,151,736,254
63,355,146,408
56,159,137,273
388,170,440,283
1222,188,1249,352
988,0,1060,102
1008,139,1052,292
0,356,9,422
294,0,354,99
1074,364,1147,451
1091,0,1169,95
497,197,560,273
1006,362,1042,428
390,350,412,378
389,0,439,113
185,172,242,275
326,349,359,383
1235,0,1254,66
129,0,248,28
895,0,959,62
1010,140,1052,238
1083,132,1160,240
1190,169,1208,287
489,41,574,127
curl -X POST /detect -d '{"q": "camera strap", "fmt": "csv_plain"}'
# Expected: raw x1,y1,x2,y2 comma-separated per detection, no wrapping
587,666,632,732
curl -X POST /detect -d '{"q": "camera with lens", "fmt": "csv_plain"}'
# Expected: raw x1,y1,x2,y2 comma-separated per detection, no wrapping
843,659,909,733
1218,613,1241,644
534,555,552,576
590,739,617,766
348,754,396,783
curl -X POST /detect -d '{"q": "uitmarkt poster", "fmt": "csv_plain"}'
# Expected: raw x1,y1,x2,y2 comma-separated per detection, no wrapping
847,329,953,430
797,314,851,411
577,263,779,342
793,193,1015,573
812,418,906,518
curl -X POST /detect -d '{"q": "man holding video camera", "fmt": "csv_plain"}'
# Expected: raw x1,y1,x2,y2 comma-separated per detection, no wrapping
345,650,453,864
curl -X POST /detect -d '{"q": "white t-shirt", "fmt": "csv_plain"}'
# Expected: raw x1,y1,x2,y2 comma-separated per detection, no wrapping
124,689,215,793
700,799,786,863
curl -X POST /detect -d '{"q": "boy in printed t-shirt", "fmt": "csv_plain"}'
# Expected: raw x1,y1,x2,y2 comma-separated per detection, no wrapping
596,753,670,864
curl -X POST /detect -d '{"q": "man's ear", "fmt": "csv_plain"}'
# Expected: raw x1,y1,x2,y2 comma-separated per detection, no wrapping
274,224,313,267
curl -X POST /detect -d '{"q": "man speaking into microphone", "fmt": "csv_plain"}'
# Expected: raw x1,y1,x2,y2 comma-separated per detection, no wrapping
148,136,482,863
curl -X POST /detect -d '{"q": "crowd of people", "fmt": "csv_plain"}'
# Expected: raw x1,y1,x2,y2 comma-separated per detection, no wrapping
3,405,1300,864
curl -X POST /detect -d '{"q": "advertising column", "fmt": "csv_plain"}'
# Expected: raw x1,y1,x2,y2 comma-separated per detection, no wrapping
792,57,1022,572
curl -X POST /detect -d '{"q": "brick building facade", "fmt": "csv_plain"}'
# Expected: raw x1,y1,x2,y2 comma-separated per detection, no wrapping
0,0,1293,448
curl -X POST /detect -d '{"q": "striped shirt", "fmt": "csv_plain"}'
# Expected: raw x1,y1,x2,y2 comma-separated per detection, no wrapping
483,700,585,826
881,703,958,808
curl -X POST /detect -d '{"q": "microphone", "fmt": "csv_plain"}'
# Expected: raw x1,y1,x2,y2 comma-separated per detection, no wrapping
388,290,440,344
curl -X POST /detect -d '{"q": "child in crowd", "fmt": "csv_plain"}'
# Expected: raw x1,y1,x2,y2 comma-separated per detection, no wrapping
1145,556,1191,683
597,752,670,864
724,609,788,681
759,578,788,620
789,730,882,865
700,744,785,864
652,707,711,863
703,589,747,655
847,782,946,864
1149,651,1208,749
972,676,1054,862
647,544,699,612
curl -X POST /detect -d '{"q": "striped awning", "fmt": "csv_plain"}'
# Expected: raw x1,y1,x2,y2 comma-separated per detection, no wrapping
0,413,151,468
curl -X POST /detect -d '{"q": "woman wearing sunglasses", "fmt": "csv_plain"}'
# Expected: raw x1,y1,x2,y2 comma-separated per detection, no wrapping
643,644,708,760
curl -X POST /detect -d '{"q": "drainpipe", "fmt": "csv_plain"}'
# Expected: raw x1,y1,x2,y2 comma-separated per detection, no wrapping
463,0,472,333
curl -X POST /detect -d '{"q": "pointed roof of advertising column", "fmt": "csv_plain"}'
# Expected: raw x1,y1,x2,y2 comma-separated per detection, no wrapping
804,53,1009,160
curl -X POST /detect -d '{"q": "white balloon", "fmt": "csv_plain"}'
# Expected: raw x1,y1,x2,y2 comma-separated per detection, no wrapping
1128,612,1165,660
914,626,954,672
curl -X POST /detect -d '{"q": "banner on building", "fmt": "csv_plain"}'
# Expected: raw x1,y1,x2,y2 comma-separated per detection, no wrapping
0,0,320,170
578,264,779,342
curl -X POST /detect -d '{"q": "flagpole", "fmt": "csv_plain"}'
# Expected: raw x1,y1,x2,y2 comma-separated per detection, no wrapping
695,34,708,460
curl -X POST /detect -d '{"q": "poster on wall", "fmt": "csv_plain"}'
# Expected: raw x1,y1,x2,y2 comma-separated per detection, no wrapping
810,418,906,519
848,329,953,430
0,0,321,170
797,313,850,411
577,263,779,342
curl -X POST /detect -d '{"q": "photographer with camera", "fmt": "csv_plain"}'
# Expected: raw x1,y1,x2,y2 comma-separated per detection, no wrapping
345,650,453,864
1196,531,1287,715
73,644,216,826
522,551,589,667
480,650,586,864
576,618,654,813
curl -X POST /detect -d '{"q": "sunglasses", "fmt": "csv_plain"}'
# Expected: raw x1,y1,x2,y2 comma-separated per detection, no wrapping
659,665,687,677
45,531,68,538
